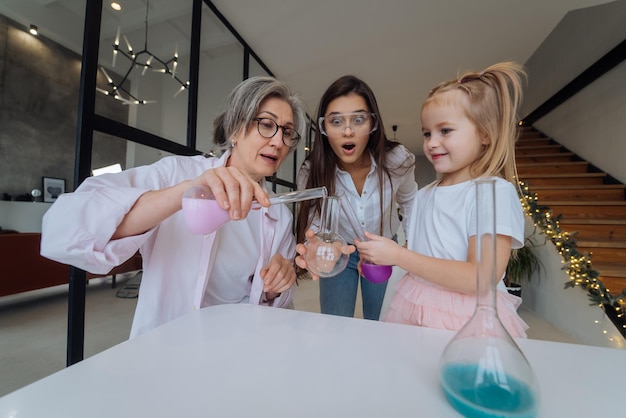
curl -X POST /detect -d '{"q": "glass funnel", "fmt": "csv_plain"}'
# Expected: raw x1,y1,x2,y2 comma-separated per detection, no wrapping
304,195,350,278
182,186,327,235
439,178,539,418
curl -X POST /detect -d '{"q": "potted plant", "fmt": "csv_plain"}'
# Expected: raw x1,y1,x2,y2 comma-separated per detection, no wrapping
504,236,543,297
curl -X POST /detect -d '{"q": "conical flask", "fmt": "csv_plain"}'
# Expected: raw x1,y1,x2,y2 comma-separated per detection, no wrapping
439,178,539,418
304,195,350,277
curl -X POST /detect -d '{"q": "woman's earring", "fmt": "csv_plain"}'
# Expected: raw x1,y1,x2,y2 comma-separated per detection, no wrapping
229,138,236,148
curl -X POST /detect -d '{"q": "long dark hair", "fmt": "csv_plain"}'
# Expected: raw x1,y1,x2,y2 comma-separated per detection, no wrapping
296,75,409,243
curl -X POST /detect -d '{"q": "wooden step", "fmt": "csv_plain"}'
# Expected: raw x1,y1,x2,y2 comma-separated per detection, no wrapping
577,239,626,248
596,262,626,278
515,127,626,299
602,278,626,296
518,130,546,139
515,144,563,155
516,138,554,147
557,219,626,242
517,161,589,175
516,152,575,164
542,201,626,220
529,185,626,201
593,262,626,294
577,241,626,263
519,173,607,186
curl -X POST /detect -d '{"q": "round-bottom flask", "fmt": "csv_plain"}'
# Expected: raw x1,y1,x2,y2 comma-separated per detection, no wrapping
360,262,393,284
182,186,327,235
439,178,539,418
304,196,349,278
182,186,231,235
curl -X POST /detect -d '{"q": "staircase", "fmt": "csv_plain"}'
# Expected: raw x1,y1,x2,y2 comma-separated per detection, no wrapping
516,127,626,298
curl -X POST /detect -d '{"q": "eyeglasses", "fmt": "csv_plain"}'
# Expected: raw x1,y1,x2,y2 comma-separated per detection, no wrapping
255,118,301,148
318,112,378,136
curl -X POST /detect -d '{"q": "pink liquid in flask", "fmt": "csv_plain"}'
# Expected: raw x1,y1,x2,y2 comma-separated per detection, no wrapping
182,197,231,235
182,186,327,235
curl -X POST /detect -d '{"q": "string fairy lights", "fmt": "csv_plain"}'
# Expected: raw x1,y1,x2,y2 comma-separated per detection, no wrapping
518,180,626,336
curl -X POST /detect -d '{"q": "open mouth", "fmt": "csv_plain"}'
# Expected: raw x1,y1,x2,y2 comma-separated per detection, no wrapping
342,143,356,151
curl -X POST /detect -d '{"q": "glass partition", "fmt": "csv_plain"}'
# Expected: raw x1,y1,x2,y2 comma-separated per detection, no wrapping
249,56,270,78
91,133,128,174
195,5,244,156
92,133,167,175
0,0,309,200
1,0,314,369
97,1,193,145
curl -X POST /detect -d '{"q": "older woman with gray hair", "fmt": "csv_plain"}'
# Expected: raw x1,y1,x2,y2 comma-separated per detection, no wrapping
41,77,307,338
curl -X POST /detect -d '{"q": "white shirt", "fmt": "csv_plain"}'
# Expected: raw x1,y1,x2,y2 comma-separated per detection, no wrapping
203,210,261,305
297,145,418,243
41,152,296,338
407,177,525,288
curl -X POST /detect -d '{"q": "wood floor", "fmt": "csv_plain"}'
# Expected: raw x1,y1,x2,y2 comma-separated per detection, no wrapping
516,127,626,297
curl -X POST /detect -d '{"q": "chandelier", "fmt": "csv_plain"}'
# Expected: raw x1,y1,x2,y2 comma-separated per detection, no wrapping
97,0,190,105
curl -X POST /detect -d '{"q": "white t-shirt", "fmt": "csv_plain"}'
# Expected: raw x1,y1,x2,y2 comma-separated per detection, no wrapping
204,210,262,305
407,177,525,287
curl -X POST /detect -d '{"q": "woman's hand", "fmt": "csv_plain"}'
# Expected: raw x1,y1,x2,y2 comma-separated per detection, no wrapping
260,253,296,297
295,229,319,280
114,165,270,240
355,231,401,266
295,229,355,280
193,166,271,221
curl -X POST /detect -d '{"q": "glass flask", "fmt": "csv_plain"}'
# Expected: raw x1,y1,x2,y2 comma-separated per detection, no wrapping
339,195,392,283
304,195,350,278
182,186,327,235
439,178,539,418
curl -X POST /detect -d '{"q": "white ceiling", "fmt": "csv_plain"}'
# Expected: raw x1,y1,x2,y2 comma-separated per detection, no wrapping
0,0,614,157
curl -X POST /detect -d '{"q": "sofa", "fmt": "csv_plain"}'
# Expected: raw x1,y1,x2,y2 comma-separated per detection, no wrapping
0,232,142,297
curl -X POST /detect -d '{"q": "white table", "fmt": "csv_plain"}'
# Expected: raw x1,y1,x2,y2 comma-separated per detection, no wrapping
1,304,624,417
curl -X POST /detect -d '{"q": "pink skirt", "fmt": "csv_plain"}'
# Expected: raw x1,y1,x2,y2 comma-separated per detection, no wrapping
383,273,529,338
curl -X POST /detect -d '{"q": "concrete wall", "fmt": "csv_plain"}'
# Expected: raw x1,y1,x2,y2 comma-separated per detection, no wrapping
0,15,127,199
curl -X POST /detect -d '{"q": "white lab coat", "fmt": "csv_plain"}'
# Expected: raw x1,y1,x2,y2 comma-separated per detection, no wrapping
41,152,296,337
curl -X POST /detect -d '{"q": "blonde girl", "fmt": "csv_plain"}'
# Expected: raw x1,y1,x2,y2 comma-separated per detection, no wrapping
355,62,529,337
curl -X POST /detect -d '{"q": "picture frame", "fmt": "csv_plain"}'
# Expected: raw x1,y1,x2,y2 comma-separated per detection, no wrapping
42,177,66,203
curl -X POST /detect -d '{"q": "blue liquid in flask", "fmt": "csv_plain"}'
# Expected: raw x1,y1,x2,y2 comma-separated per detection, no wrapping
441,363,537,418
439,179,539,417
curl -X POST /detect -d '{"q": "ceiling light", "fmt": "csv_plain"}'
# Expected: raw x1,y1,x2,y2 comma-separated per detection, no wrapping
29,24,38,36
97,0,189,105
110,2,122,11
